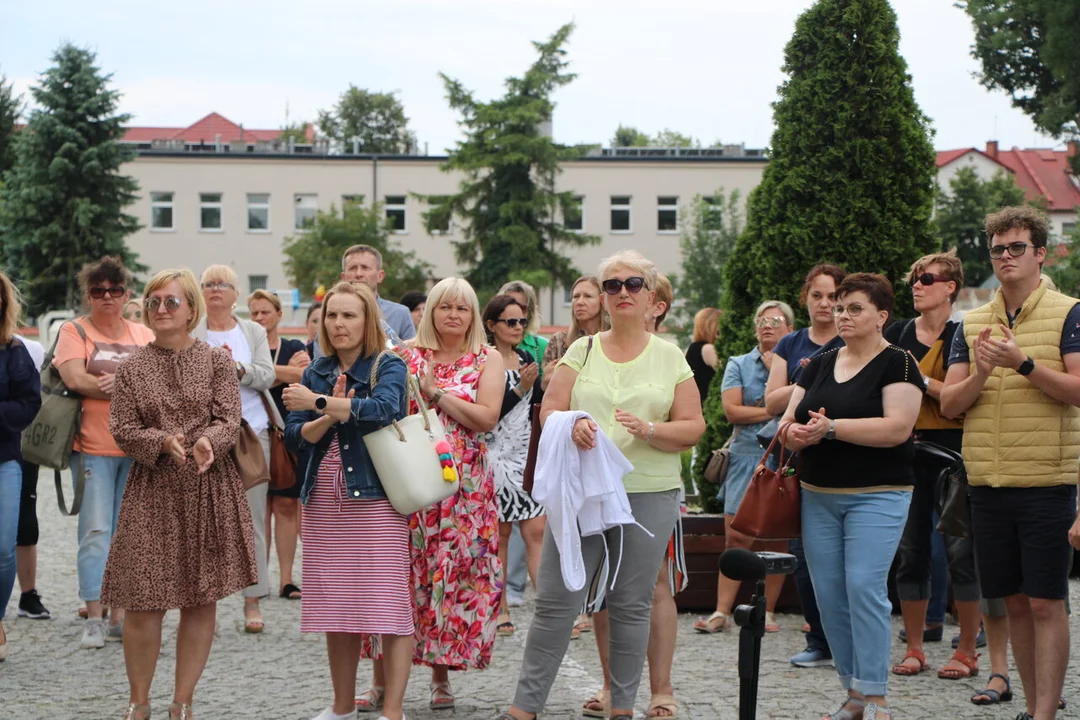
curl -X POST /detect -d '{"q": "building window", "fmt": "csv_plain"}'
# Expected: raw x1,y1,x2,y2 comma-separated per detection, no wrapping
150,192,174,230
248,275,268,293
611,196,632,233
342,194,365,209
427,196,450,234
247,193,270,232
657,196,679,233
386,195,407,233
1065,222,1077,239
563,286,573,305
294,194,317,230
199,193,222,231
566,195,584,232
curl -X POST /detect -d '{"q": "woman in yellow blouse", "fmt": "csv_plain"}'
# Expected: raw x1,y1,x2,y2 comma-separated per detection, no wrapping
499,250,705,720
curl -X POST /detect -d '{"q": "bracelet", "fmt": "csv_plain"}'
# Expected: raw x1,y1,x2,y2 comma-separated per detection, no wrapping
646,421,656,442
431,389,446,406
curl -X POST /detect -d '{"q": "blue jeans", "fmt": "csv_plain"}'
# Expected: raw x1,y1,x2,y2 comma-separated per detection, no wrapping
73,453,132,602
0,460,22,620
802,489,911,698
789,537,830,654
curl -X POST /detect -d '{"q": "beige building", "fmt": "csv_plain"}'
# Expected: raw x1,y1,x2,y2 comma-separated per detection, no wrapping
121,115,767,326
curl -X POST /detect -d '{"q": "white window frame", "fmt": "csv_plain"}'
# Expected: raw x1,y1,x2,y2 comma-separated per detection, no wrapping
385,195,407,234
246,193,271,233
1064,222,1077,239
150,192,174,232
566,195,585,232
610,195,632,234
657,196,679,234
294,193,317,231
562,286,573,306
342,194,365,210
199,192,223,233
248,275,269,293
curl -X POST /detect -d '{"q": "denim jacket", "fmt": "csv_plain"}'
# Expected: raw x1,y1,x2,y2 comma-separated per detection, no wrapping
284,351,406,504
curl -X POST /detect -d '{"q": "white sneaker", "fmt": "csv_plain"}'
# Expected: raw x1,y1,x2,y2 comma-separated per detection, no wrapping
506,592,525,607
105,620,124,643
311,708,357,720
80,619,106,649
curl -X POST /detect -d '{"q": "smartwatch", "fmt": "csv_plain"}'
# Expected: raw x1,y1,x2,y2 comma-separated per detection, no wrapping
314,395,328,412
1017,356,1035,376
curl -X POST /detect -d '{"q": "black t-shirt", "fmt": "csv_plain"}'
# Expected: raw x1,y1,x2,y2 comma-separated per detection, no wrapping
270,338,307,419
884,319,962,451
685,341,715,405
795,346,925,489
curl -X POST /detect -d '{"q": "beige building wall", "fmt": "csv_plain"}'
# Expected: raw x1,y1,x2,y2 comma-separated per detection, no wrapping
122,153,766,326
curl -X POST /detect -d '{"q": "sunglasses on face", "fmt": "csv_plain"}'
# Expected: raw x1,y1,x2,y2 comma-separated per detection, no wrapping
601,277,647,295
755,316,786,328
495,318,527,328
145,296,183,313
832,303,866,318
989,242,1034,260
908,272,951,288
202,281,235,291
89,286,126,299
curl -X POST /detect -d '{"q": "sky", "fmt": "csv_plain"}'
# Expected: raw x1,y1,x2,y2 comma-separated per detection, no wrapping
1,0,1061,154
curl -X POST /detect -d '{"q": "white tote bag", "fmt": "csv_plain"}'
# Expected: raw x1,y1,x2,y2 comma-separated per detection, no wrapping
363,353,459,515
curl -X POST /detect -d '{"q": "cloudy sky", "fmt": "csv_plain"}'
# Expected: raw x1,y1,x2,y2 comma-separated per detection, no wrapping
2,0,1059,154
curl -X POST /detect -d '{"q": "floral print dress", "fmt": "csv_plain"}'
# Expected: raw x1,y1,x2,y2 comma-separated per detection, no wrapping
407,346,502,670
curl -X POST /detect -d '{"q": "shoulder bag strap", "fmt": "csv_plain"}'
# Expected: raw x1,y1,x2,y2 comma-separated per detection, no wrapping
54,319,89,516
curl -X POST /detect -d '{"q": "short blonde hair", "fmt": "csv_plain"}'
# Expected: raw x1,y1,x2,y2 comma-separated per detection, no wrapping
247,289,282,313
754,300,795,328
653,273,673,330
318,281,386,359
597,250,659,292
692,307,720,344
498,280,541,335
200,264,240,289
0,271,22,345
143,269,205,333
904,248,964,303
415,277,487,355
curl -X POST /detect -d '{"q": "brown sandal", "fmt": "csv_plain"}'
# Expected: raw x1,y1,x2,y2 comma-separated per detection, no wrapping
938,650,979,680
891,648,929,675
582,688,610,718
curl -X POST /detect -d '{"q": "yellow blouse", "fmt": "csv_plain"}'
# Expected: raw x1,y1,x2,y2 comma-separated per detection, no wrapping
559,334,694,493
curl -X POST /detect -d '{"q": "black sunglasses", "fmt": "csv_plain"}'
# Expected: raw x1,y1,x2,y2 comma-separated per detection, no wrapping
907,272,951,288
145,296,183,312
601,277,647,295
495,318,527,328
89,286,126,299
989,242,1034,260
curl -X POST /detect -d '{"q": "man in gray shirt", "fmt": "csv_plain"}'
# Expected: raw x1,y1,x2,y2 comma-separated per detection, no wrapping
340,244,417,342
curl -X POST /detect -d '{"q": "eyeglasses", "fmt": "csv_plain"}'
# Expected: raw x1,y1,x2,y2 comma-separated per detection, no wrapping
89,286,126,299
495,318,527,328
832,303,866,318
145,296,183,313
202,281,235,291
989,242,1034,260
601,277,647,295
755,316,786,328
908,272,951,288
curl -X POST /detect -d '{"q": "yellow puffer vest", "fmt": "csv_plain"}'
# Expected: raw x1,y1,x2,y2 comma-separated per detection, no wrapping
962,279,1080,488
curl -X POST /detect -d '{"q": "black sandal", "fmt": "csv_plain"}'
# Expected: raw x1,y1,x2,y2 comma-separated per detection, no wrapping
279,583,302,600
970,673,1012,705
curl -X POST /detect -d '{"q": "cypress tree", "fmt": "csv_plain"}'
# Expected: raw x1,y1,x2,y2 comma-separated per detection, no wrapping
693,0,938,509
1,44,144,316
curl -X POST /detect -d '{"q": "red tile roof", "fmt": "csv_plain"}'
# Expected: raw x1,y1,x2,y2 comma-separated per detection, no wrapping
937,144,1080,212
121,112,315,145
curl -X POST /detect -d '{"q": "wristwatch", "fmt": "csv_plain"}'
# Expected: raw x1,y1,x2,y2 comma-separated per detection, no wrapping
1017,356,1035,376
235,361,246,379
824,419,836,441
314,395,328,413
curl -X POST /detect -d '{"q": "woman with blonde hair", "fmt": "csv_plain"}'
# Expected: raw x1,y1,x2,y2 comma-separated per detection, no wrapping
283,281,412,720
498,280,548,381
103,268,257,720
0,271,41,663
685,308,720,405
542,276,607,390
500,251,705,720
356,277,505,713
195,265,276,633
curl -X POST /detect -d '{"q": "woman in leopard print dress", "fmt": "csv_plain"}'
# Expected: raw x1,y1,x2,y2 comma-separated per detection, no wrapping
102,269,257,720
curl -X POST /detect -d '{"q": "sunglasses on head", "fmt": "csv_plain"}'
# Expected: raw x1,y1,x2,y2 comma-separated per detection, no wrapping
145,296,183,312
989,242,1034,260
495,318,527,328
89,286,126,299
601,277,647,295
907,272,951,288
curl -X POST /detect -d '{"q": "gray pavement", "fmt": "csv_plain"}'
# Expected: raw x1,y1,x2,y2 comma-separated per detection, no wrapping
2,471,1078,719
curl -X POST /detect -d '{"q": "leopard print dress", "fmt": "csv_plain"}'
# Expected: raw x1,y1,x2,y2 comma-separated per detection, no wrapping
101,340,258,611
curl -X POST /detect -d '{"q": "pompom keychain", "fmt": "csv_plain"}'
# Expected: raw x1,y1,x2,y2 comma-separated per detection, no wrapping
435,439,458,483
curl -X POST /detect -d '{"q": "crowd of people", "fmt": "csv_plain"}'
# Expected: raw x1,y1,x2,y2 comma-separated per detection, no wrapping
0,204,1078,720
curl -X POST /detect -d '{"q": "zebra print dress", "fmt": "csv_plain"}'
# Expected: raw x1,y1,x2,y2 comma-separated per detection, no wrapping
487,367,546,522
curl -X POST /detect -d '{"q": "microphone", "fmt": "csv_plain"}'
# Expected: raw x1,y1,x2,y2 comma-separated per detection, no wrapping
720,548,767,582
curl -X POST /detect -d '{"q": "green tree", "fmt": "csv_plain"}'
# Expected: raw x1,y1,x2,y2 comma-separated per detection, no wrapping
1045,221,1080,296
421,23,600,296
692,0,938,511
0,71,22,175
671,190,742,341
0,44,144,316
959,1,1080,148
612,124,651,147
279,120,311,145
934,166,1029,287
652,129,698,148
282,203,431,301
317,86,415,154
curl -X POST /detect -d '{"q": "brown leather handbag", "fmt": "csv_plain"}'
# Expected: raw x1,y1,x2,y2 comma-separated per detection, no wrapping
234,418,270,491
730,422,801,540
260,393,296,490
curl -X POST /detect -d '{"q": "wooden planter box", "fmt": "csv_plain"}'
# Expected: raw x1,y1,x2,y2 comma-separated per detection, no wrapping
676,514,803,613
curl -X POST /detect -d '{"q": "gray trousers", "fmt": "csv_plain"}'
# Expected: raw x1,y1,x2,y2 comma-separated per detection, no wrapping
513,489,679,713
241,431,270,599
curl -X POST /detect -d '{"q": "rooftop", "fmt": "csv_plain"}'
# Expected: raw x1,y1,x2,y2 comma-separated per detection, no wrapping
936,141,1080,212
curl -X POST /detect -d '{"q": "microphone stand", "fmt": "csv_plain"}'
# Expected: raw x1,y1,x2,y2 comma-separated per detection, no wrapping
737,579,767,720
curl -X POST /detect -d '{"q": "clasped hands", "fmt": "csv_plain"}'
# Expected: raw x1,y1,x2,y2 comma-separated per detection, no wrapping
162,434,215,474
973,325,1025,376
789,407,830,447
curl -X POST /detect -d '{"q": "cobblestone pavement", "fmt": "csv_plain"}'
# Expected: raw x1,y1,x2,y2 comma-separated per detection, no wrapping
3,474,1078,719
